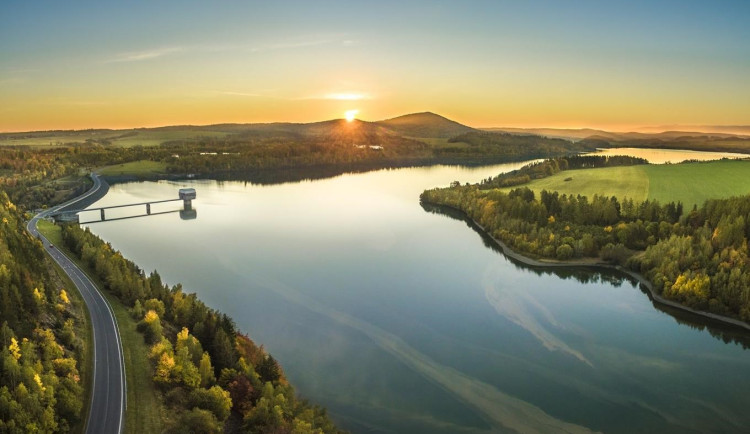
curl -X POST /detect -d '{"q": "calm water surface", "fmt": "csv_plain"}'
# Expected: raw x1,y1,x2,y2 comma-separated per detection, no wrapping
84,163,750,433
587,147,750,164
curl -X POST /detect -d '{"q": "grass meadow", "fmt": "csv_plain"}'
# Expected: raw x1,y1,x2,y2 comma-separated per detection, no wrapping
501,159,750,208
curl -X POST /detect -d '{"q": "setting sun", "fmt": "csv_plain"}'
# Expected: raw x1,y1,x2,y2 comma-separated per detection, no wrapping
345,110,359,122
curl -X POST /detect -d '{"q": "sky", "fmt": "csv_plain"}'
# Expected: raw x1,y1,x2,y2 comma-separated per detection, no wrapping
1,0,749,131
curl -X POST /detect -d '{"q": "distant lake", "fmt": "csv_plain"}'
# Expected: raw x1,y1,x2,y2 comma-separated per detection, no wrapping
587,147,750,164
84,157,750,433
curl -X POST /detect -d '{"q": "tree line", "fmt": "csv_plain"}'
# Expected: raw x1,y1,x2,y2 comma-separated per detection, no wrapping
442,131,598,165
422,167,750,321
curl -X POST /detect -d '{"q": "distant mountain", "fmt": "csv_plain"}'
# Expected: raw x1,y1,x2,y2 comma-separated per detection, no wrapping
483,127,615,141
376,112,476,138
636,125,750,136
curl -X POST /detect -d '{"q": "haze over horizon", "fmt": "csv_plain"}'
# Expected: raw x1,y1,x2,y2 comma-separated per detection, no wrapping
2,0,749,132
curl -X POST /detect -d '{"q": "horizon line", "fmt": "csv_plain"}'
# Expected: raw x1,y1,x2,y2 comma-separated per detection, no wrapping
2,114,749,135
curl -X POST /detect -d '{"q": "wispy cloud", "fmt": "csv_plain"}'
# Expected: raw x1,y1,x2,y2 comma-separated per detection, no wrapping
0,67,39,86
0,67,39,74
105,46,186,63
219,90,372,101
221,91,265,97
219,89,283,99
0,77,25,86
41,100,110,106
324,93,368,101
104,34,353,64
249,39,335,53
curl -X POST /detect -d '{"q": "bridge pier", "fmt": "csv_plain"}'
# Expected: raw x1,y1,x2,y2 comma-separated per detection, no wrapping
52,189,196,223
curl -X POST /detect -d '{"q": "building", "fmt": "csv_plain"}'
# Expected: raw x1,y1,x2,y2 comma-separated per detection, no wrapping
179,188,196,200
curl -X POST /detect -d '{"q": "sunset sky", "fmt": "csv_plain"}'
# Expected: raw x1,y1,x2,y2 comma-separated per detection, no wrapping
2,0,749,132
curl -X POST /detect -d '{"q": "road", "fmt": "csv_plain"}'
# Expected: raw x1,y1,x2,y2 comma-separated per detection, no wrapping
27,174,126,434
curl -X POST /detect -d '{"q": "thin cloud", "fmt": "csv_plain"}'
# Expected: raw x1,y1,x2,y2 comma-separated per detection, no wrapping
0,77,25,86
219,90,372,101
324,93,368,101
0,67,39,73
106,46,186,63
41,100,110,106
221,91,266,97
104,35,350,64
249,39,334,53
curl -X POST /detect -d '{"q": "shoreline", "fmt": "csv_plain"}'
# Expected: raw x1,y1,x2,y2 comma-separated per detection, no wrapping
63,175,750,332
425,201,750,332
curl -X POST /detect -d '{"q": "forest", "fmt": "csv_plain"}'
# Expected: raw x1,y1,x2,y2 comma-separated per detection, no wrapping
445,131,597,162
421,157,750,322
0,193,87,432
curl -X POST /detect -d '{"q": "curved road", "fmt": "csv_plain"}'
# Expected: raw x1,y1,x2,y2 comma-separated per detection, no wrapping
27,174,126,434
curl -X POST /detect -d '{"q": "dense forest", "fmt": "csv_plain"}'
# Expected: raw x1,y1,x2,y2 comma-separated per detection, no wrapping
421,157,750,322
0,145,162,210
0,192,87,432
59,224,342,433
157,127,593,177
445,131,596,161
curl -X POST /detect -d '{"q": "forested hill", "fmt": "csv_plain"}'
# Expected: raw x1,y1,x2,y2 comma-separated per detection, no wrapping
0,192,87,432
443,131,598,160
0,113,597,184
376,111,477,138
0,114,591,213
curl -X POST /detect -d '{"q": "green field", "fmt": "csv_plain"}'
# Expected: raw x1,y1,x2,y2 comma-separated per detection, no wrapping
97,160,168,177
501,160,750,208
37,221,166,434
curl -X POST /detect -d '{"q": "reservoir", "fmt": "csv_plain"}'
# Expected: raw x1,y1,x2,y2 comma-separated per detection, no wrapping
83,159,750,433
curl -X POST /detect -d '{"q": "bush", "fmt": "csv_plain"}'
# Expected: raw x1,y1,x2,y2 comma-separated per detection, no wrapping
556,244,574,260
542,245,556,257
601,243,630,264
189,386,232,422
170,408,221,434
137,310,163,344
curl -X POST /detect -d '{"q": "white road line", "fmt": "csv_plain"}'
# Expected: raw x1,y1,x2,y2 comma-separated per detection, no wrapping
28,173,126,434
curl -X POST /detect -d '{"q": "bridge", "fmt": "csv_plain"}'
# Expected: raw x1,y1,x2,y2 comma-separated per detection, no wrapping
51,187,196,223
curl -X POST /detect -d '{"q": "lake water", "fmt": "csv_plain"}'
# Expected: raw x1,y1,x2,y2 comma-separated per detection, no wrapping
83,162,750,433
587,147,750,164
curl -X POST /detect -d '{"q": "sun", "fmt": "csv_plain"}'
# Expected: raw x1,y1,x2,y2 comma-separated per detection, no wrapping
345,110,359,122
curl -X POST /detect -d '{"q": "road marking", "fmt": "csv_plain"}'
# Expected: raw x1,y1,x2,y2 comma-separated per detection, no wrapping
28,174,126,434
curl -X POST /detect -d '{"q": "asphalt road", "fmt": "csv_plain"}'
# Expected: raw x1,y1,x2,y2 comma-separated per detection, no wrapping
27,174,126,434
